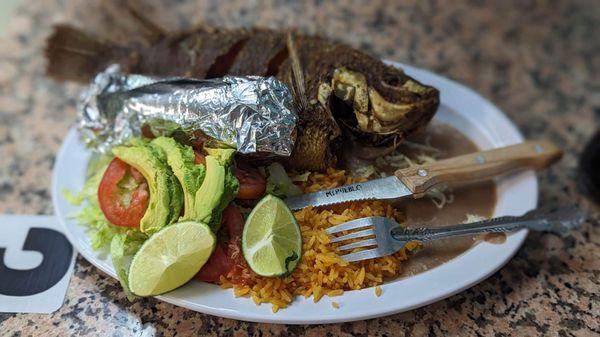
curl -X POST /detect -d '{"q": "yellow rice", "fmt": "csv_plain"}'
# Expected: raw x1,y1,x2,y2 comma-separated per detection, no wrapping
219,168,420,311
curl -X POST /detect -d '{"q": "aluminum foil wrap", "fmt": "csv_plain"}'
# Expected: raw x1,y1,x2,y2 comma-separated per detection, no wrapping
77,64,298,156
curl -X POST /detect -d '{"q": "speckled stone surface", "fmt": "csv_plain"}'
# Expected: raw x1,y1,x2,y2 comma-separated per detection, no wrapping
0,0,598,336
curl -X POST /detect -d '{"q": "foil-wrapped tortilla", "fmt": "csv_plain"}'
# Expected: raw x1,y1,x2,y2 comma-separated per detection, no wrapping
77,64,298,156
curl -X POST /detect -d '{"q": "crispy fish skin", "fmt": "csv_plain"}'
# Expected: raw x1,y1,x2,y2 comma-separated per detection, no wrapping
45,22,439,171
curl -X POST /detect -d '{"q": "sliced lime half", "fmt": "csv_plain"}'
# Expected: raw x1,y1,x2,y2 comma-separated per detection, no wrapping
242,195,302,277
128,221,215,296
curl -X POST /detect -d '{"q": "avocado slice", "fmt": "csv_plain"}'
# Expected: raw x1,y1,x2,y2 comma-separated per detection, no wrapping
112,142,183,234
189,149,239,231
205,147,236,166
193,156,225,224
150,137,205,220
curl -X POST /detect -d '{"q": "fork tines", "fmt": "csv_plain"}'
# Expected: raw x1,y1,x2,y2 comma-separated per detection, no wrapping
337,248,383,263
325,217,378,235
326,217,387,262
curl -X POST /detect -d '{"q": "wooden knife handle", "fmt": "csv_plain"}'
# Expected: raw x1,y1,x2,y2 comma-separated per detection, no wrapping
394,140,562,195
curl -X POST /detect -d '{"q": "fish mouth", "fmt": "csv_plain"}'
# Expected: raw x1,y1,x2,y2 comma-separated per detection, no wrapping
318,67,439,149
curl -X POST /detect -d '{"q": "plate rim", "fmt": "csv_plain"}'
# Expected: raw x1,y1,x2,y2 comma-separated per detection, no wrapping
52,62,536,324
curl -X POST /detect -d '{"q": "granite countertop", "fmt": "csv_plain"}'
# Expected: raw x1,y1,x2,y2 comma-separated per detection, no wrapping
0,0,598,336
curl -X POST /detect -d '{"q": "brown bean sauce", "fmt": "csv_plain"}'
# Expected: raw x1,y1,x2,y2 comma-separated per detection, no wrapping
342,123,502,278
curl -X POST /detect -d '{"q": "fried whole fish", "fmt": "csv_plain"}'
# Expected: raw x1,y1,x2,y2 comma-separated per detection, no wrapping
45,12,439,171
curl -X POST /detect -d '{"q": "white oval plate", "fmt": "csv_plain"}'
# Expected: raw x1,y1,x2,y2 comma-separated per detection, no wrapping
52,62,536,324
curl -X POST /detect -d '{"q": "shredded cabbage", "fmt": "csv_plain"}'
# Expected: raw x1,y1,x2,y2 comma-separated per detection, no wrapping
464,213,486,223
291,171,311,182
401,140,441,155
426,186,454,209
354,164,377,179
368,141,455,209
62,187,84,206
383,153,414,168
265,163,302,198
416,154,437,164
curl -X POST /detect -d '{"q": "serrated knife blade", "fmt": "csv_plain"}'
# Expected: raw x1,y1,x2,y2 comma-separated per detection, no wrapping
284,176,413,210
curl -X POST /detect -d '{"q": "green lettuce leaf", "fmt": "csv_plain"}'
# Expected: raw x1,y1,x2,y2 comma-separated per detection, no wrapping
75,203,127,250
265,163,302,198
110,231,147,300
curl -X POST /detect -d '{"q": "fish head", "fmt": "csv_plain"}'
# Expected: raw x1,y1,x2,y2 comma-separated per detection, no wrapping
322,66,440,147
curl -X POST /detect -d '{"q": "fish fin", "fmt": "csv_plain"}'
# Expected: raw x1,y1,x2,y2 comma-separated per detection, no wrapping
45,25,116,83
124,3,168,42
286,32,309,111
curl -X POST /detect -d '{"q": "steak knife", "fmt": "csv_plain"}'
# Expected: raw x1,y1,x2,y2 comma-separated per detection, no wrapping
284,140,562,210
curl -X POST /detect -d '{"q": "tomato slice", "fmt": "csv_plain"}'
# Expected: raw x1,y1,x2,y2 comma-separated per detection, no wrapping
194,151,206,165
194,244,231,283
235,167,266,200
97,158,149,228
190,130,210,151
140,125,156,139
195,204,240,283
196,152,265,200
195,203,253,285
222,202,244,240
222,204,253,285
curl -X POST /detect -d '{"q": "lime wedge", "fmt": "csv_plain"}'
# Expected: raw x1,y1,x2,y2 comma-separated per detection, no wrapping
242,195,302,277
128,221,215,296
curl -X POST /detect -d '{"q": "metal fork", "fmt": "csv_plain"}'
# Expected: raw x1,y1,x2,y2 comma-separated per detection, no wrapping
326,206,586,262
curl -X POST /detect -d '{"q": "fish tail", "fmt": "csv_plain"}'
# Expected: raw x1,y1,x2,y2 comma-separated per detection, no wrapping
45,24,120,83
